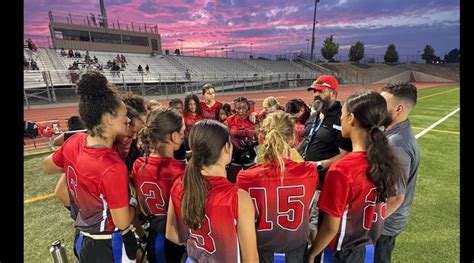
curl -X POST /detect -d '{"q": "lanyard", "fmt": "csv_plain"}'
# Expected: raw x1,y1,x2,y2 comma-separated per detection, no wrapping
302,115,324,159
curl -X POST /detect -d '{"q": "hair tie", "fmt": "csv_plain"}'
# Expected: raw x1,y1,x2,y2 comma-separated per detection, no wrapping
369,126,385,133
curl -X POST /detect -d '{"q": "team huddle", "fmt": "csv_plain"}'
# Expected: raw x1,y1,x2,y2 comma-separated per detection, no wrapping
43,70,420,263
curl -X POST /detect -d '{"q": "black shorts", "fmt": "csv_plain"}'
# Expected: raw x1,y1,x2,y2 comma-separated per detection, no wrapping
146,217,186,262
74,229,137,262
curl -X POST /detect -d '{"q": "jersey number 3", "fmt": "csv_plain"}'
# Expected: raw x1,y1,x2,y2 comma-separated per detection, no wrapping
190,215,216,254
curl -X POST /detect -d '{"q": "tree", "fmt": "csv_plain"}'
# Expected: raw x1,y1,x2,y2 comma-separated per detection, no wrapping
421,44,437,63
384,44,399,64
349,41,365,63
444,48,460,63
321,35,339,62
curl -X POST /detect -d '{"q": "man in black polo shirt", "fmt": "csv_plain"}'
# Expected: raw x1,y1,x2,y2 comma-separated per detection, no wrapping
299,75,352,245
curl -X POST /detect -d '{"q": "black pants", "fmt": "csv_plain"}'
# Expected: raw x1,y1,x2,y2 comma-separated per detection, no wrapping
258,242,307,263
374,234,396,263
333,246,366,263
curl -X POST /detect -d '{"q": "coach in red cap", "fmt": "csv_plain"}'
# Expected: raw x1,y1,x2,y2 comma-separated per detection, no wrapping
299,75,352,255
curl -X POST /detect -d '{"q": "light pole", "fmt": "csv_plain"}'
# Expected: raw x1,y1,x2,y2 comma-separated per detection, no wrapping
177,39,185,55
225,45,228,58
310,0,320,61
306,39,310,58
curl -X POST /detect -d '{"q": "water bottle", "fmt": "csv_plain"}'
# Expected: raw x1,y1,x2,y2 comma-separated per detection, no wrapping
49,240,69,263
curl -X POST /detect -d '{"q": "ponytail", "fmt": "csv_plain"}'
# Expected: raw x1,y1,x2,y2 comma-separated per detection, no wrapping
366,128,403,201
182,157,208,230
263,129,289,179
260,112,295,182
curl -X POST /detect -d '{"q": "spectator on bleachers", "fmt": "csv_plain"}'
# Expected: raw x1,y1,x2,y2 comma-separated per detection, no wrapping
121,54,127,63
93,56,98,64
68,49,74,58
145,64,149,73
90,13,97,26
24,57,29,70
26,38,37,52
60,48,67,57
174,49,180,55
98,14,104,27
74,50,81,58
137,65,143,73
185,69,191,80
30,59,39,70
121,61,126,70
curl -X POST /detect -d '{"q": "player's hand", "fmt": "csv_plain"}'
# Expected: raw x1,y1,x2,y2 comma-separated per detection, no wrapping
249,112,257,124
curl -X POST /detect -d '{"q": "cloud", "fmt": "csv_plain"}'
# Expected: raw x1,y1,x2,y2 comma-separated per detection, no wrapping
23,0,459,55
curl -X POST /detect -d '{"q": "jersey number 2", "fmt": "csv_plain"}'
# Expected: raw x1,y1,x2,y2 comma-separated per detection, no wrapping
140,182,166,216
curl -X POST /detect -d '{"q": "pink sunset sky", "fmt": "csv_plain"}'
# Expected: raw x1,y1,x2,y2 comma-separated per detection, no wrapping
24,0,459,57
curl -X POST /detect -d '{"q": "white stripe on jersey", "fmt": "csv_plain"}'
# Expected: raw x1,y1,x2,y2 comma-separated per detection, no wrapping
336,206,349,251
99,193,108,232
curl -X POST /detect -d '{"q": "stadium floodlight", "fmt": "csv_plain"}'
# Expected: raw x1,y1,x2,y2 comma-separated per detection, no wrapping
310,0,320,61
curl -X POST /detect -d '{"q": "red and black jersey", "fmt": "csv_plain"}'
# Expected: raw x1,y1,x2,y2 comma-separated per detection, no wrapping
52,133,129,233
227,115,256,150
200,100,222,120
318,151,385,251
237,160,318,252
183,113,203,136
131,156,185,219
170,176,240,262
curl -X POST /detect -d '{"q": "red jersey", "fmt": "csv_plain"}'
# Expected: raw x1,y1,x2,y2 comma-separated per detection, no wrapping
237,160,318,252
317,152,385,251
294,120,306,146
52,133,129,233
170,176,240,262
131,156,185,219
200,100,222,120
183,113,203,136
227,115,256,150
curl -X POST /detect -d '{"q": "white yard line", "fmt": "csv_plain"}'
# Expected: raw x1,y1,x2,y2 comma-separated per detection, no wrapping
415,107,460,139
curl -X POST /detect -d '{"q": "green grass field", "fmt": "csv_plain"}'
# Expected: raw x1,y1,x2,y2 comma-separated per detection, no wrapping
24,84,460,262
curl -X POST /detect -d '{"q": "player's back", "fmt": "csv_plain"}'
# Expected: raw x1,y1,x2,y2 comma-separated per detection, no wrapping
132,156,185,219
237,159,318,252
170,176,240,262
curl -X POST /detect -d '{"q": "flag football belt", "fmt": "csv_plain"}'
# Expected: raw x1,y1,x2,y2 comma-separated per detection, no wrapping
80,225,134,240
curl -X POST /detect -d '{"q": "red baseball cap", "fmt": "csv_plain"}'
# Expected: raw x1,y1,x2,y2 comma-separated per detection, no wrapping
307,75,338,92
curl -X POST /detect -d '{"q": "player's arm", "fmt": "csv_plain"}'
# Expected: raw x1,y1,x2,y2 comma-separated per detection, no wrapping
43,153,63,174
308,213,340,262
165,200,181,245
237,189,259,262
385,195,404,218
53,133,65,146
110,206,136,230
318,148,349,171
54,173,70,207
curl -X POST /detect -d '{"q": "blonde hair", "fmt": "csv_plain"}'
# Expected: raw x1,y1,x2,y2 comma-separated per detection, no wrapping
262,96,279,111
259,112,295,180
